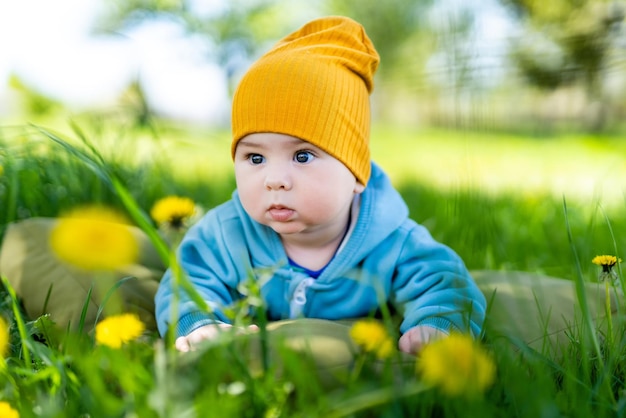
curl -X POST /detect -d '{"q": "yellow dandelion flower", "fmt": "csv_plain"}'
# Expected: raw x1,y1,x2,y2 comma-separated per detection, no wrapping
50,205,139,271
95,313,145,348
0,316,9,358
592,255,621,270
417,333,495,398
592,255,622,283
150,196,197,229
350,319,394,359
0,401,19,418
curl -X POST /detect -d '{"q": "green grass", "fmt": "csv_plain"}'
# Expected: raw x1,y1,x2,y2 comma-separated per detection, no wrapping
371,125,626,209
1,118,626,416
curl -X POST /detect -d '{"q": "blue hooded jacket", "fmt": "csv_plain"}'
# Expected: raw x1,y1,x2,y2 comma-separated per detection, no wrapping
155,163,486,338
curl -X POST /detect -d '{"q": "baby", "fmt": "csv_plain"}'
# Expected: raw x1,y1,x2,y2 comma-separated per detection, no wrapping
154,15,486,354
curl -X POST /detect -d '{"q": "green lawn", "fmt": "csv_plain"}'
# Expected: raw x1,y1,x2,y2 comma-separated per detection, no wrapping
371,126,626,210
1,119,626,417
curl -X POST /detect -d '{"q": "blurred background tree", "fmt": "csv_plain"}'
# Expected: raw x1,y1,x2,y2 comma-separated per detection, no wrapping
98,0,310,94
96,0,491,128
2,0,626,134
498,0,626,131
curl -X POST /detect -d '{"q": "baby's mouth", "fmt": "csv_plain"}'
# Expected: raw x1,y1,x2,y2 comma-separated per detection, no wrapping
268,205,294,222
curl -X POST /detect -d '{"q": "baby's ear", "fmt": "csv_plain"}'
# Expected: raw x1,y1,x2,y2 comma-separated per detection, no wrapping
354,182,365,194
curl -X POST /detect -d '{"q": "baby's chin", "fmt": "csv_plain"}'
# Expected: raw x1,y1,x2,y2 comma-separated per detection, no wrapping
263,219,316,237
268,223,308,236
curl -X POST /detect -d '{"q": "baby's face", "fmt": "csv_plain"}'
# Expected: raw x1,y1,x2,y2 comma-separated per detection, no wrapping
233,133,364,239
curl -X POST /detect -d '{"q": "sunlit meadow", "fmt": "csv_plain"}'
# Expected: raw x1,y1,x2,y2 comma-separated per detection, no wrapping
1,117,626,417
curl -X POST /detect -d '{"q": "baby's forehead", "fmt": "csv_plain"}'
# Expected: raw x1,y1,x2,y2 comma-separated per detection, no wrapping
238,133,316,148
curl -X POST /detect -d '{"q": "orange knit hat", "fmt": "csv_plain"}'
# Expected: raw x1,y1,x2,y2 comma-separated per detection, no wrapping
231,16,380,185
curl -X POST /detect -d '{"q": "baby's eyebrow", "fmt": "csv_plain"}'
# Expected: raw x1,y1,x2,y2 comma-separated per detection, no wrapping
237,140,261,148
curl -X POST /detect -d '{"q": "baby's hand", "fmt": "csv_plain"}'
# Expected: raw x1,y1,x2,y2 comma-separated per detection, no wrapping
175,323,259,352
398,325,448,355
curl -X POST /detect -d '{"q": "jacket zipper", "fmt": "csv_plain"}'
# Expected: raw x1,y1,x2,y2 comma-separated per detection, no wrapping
289,278,315,318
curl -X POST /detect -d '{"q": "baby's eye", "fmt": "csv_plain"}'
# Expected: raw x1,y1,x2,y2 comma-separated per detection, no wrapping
249,154,265,165
294,151,315,164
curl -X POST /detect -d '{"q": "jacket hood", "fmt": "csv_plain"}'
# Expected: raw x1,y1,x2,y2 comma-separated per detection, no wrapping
338,162,408,258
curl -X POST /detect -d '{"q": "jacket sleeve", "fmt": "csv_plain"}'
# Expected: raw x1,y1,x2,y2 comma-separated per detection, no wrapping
391,223,486,337
154,210,250,337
